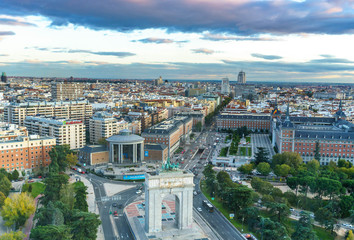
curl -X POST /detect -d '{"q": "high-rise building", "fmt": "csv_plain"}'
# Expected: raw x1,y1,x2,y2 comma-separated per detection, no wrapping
89,112,128,144
24,116,86,150
1,72,7,83
237,71,246,84
155,76,164,86
51,82,84,101
221,77,230,95
4,100,93,126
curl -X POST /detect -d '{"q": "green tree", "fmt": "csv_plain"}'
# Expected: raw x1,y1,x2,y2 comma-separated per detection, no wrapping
271,152,303,170
314,141,321,161
43,174,69,205
0,191,6,207
216,171,234,188
222,185,253,214
339,195,354,218
254,147,269,165
251,177,274,195
239,207,260,231
35,201,64,226
0,173,11,196
71,211,101,240
60,184,76,210
292,211,318,240
258,217,289,240
66,153,78,168
274,164,291,177
74,182,88,212
257,162,271,176
1,192,35,229
238,163,254,175
49,145,73,173
30,225,73,240
338,159,353,168
0,231,26,240
287,177,300,195
11,170,19,181
307,159,320,174
266,202,290,223
315,207,337,234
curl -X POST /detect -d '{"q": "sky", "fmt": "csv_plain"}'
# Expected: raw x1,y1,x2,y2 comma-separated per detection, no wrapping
1,0,354,83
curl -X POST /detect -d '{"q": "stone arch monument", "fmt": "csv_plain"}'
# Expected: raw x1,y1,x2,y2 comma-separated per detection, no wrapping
144,170,194,233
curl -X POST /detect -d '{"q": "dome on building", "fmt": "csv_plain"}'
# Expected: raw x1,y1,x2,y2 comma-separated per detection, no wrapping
106,129,144,144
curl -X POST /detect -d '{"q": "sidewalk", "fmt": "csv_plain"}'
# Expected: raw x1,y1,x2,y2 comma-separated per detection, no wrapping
23,194,43,240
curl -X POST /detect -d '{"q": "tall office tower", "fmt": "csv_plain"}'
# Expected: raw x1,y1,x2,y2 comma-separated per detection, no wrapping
4,100,93,126
51,82,84,101
1,72,7,83
237,71,246,84
221,77,230,95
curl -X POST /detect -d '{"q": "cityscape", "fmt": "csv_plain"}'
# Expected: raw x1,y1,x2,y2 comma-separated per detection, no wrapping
0,1,354,240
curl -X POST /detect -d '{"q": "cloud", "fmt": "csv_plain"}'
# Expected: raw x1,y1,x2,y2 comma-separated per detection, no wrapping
0,31,15,36
1,0,354,34
251,53,282,60
0,17,36,27
192,48,215,55
201,33,277,41
68,50,135,57
136,38,173,44
0,54,9,57
29,47,135,58
310,55,354,64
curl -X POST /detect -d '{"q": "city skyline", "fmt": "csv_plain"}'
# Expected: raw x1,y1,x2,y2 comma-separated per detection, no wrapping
1,0,354,83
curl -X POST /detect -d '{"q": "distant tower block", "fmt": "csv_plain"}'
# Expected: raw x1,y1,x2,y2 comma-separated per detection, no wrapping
237,71,246,84
144,170,194,233
1,72,7,83
221,77,230,94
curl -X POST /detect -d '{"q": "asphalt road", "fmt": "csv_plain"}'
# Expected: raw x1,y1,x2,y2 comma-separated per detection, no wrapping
85,173,138,240
193,174,245,240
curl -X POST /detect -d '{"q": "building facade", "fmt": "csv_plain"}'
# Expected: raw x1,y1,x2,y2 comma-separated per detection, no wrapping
0,135,55,173
106,129,145,164
221,78,230,95
51,82,84,101
24,116,85,150
273,102,354,165
79,145,109,166
0,123,28,141
217,113,272,131
142,116,193,155
1,72,7,83
4,100,93,126
89,112,128,144
237,71,246,84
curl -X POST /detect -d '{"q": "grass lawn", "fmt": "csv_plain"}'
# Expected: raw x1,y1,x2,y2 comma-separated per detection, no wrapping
246,136,251,143
22,182,45,198
219,147,229,157
240,147,246,156
248,148,252,156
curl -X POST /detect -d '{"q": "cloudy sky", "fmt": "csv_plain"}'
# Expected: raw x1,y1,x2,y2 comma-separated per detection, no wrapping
1,0,354,82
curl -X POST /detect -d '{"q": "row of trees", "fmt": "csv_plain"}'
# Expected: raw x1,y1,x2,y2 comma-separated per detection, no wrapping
29,145,100,240
202,164,315,239
205,97,231,125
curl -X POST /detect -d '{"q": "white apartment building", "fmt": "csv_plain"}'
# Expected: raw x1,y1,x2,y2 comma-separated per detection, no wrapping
24,116,85,150
4,100,93,126
89,112,128,144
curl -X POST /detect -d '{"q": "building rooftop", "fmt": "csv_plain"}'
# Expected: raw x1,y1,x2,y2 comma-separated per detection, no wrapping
106,129,144,143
